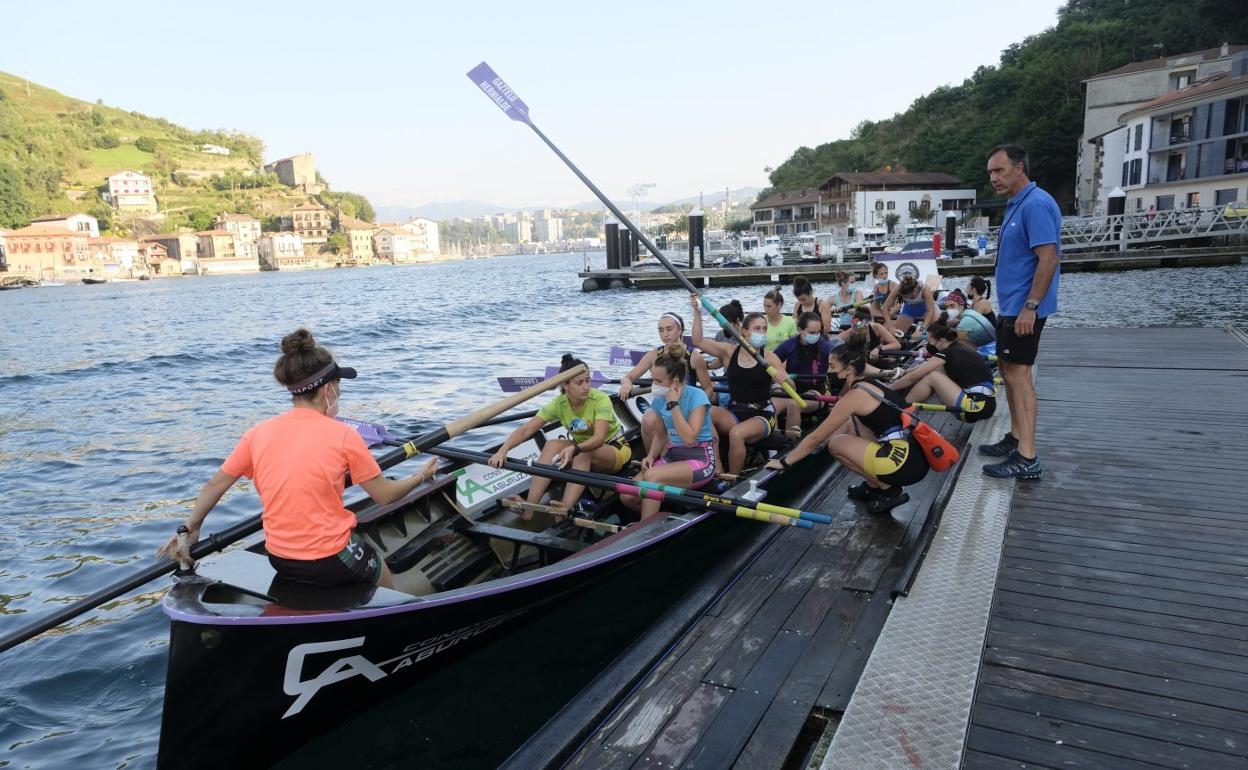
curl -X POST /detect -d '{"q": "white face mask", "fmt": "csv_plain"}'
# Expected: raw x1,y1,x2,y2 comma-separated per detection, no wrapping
649,385,670,402
324,383,341,418
945,307,961,320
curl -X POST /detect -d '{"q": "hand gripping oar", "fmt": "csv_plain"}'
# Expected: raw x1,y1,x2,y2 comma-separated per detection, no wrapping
418,444,816,529
466,61,807,410
0,365,587,655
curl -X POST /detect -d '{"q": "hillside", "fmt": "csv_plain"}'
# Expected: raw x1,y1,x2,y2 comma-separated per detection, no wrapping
763,0,1248,209
0,72,368,234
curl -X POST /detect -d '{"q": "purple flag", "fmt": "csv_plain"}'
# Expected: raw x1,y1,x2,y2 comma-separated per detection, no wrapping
467,62,532,125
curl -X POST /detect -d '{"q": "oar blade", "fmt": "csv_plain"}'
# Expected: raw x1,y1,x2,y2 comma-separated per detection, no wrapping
467,62,532,125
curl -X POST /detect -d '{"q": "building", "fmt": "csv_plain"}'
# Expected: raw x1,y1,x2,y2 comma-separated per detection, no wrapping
141,232,199,266
339,216,376,263
373,226,423,263
258,233,319,270
88,236,142,276
0,228,8,272
532,209,563,243
750,188,822,236
264,153,320,192
214,214,261,261
1078,43,1248,214
196,230,260,274
1115,53,1248,213
1,225,92,279
396,217,441,255
106,170,158,213
30,212,100,238
289,201,331,244
139,241,180,276
504,211,532,243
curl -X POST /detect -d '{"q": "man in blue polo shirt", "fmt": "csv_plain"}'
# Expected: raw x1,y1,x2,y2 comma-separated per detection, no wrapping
979,144,1060,480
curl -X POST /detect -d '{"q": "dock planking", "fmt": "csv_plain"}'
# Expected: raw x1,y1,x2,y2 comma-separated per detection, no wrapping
556,410,970,770
963,326,1248,769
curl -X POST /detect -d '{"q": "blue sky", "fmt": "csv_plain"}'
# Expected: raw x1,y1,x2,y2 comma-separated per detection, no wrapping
4,0,1064,209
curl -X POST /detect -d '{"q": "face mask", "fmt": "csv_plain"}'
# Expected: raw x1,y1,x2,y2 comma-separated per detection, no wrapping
649,385,670,402
925,344,938,356
826,373,846,392
749,332,767,348
325,384,340,419
945,307,961,320
803,333,820,345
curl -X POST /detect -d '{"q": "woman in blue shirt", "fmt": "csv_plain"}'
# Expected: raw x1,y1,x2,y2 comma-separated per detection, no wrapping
619,353,716,522
771,311,839,434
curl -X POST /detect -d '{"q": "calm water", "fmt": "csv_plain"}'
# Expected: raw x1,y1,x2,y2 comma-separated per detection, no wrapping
1,254,1246,769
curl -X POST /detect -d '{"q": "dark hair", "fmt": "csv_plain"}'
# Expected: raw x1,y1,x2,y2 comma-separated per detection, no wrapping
274,328,334,393
792,275,813,299
718,299,744,326
837,271,853,285
969,276,991,299
830,335,869,375
927,323,959,344
986,143,1029,176
763,286,785,308
797,311,822,332
853,306,872,321
653,351,687,384
658,311,684,331
559,353,586,373
871,261,888,277
743,311,767,331
898,274,919,296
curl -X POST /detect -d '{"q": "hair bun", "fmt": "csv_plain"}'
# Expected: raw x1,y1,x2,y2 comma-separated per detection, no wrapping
280,328,317,355
729,299,743,310
561,353,575,366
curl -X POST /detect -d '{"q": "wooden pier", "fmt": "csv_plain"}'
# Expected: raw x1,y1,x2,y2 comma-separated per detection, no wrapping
578,247,1243,291
504,326,1248,770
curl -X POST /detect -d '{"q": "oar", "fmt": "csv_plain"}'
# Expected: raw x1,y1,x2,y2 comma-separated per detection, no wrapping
414,444,818,529
0,366,587,655
497,371,830,393
466,62,808,410
501,499,621,533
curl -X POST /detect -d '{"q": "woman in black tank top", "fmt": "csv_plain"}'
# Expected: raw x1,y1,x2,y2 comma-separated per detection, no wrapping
967,277,997,329
765,342,929,514
890,324,997,424
690,299,792,475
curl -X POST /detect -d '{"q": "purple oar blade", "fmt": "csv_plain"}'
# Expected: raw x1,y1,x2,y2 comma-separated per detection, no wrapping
336,417,398,448
466,62,532,125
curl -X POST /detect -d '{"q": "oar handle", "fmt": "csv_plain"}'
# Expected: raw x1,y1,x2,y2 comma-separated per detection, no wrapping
696,297,808,408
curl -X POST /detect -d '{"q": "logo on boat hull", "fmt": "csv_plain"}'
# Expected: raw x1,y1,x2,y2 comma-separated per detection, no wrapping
281,609,528,718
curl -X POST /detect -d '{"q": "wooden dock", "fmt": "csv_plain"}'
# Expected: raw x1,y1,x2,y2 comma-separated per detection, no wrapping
505,326,1248,770
578,247,1243,291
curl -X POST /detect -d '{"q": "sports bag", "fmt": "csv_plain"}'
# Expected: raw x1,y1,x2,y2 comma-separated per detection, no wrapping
853,384,960,471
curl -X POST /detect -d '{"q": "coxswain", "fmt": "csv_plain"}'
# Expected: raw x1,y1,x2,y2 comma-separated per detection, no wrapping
883,274,938,337
490,353,632,512
691,295,792,475
766,341,929,514
157,328,438,589
619,352,717,522
890,324,997,423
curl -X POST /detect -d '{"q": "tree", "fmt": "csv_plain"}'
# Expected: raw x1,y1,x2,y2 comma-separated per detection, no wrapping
95,133,120,149
186,208,215,231
86,201,116,234
909,201,935,224
0,162,33,228
324,233,348,254
135,137,157,153
883,212,901,234
728,218,753,233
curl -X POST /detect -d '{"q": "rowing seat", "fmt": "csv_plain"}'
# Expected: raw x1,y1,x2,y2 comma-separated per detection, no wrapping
461,522,586,571
198,548,412,610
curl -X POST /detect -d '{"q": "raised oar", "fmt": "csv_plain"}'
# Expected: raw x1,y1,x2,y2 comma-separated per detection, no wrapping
497,371,829,393
0,365,587,655
413,444,816,529
466,61,807,410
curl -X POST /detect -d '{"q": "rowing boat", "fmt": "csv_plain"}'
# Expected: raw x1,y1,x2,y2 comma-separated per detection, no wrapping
157,390,799,768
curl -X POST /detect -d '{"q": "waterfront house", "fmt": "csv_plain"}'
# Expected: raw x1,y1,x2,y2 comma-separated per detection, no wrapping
141,232,200,270
339,216,376,264
257,233,319,270
0,228,8,272
106,171,158,213
2,225,92,280
88,236,142,277
750,189,821,237
818,170,974,237
139,241,180,276
30,212,100,238
196,230,260,274
1078,42,1248,214
373,226,422,264
1115,53,1248,214
214,214,261,261
288,201,330,244
396,217,441,257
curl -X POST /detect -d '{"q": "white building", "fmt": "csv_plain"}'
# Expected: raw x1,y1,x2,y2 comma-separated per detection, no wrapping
1115,56,1248,213
374,226,424,263
214,214,261,261
396,217,441,255
30,212,100,238
106,170,157,212
504,211,532,243
1077,43,1248,215
532,209,564,242
257,233,310,269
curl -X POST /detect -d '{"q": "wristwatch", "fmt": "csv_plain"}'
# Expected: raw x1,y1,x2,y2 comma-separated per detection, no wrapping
1023,299,1040,311
666,400,680,411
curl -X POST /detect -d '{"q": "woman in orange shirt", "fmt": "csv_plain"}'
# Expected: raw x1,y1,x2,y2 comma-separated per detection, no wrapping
157,329,437,589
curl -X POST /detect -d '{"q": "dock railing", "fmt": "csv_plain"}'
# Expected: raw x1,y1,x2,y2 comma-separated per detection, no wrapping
988,204,1248,253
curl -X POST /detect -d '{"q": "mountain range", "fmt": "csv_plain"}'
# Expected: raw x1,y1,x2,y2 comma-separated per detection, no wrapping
375,186,762,223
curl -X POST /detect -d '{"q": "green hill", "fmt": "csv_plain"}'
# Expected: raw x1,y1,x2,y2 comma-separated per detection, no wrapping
763,0,1248,209
0,72,368,234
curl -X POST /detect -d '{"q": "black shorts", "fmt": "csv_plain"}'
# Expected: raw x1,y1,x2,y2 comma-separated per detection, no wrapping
996,315,1047,366
268,532,383,587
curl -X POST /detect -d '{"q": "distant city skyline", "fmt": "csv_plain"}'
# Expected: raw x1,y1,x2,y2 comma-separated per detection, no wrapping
2,0,1064,210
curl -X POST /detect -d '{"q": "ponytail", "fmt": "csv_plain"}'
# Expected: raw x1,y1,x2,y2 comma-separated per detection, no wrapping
764,286,785,308
970,276,991,299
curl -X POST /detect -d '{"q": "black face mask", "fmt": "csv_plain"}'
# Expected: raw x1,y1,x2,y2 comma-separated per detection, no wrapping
926,343,939,356
827,372,847,393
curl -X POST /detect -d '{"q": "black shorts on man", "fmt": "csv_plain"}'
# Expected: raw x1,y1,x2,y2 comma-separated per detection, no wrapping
995,316,1047,366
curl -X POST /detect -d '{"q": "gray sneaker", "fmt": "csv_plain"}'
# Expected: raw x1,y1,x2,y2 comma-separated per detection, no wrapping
983,449,1043,480
978,432,1018,457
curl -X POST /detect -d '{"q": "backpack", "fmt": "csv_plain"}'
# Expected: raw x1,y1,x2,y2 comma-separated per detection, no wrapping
853,384,960,472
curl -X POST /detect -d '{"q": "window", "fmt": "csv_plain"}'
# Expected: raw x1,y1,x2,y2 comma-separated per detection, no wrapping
1169,114,1191,145
1129,159,1142,185
886,201,895,210
1135,198,1143,210
1215,189,1238,205
1133,124,1143,151
1186,192,1200,208
1224,96,1244,136
908,200,918,211
1166,152,1185,182
1122,161,1129,187
874,200,884,211
1156,194,1175,211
